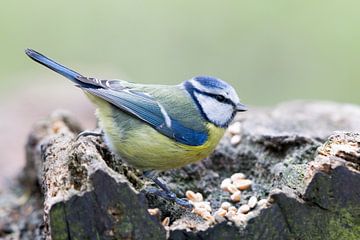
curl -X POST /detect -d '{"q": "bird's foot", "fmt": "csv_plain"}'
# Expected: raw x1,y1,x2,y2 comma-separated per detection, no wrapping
143,171,193,208
146,188,193,209
76,130,103,141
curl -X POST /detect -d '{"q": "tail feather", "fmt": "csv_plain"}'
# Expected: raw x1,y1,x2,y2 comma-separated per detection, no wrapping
25,49,84,84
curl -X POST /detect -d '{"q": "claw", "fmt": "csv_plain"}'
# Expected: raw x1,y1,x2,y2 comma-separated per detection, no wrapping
76,130,103,141
143,171,193,208
146,188,193,209
174,198,193,209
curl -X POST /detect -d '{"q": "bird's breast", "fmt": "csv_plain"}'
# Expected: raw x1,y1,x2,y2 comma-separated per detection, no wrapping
92,96,226,171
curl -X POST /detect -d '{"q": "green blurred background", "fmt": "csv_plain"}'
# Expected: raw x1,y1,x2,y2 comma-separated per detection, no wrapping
1,0,360,104
0,0,359,186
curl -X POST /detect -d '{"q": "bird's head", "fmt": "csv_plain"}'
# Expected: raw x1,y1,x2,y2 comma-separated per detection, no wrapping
184,76,247,128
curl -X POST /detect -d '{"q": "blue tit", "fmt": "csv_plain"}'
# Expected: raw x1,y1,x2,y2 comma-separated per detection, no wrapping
25,49,247,207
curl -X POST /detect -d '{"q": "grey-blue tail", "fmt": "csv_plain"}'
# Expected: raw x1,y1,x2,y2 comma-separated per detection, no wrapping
25,49,84,84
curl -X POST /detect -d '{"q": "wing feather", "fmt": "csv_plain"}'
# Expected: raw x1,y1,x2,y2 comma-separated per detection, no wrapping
82,83,208,146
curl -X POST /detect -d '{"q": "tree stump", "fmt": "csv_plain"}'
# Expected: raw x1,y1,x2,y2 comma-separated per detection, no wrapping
1,101,359,239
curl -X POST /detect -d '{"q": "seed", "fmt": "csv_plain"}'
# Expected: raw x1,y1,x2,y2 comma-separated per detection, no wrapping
238,204,250,214
228,122,241,135
214,214,226,223
147,208,160,216
202,213,215,224
248,196,258,209
220,178,232,191
186,190,196,200
230,191,241,202
195,192,204,202
214,208,227,217
193,201,212,212
233,179,252,190
192,202,212,212
194,207,215,223
230,135,241,145
193,207,208,217
226,184,238,194
232,213,246,227
204,202,212,212
186,190,203,202
220,202,232,210
230,173,246,182
245,211,257,221
225,210,236,220
258,199,268,207
228,206,237,213
162,217,170,226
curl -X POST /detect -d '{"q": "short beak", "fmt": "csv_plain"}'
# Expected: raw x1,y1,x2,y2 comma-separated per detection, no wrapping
235,103,247,112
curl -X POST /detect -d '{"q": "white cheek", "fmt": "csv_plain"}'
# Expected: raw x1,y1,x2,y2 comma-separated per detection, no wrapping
194,92,234,126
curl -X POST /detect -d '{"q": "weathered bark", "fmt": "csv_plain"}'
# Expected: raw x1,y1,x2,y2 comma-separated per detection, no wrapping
165,102,360,239
24,111,165,240
1,101,359,239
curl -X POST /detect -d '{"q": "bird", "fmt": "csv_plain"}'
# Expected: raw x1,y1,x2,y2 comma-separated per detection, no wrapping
25,49,247,208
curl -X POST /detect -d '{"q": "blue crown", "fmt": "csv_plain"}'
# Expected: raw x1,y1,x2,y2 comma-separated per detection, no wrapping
193,76,228,90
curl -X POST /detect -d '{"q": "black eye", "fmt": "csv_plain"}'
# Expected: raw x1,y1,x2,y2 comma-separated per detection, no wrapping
215,95,226,102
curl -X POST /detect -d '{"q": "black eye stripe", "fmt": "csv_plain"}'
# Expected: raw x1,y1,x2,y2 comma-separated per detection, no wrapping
193,89,234,105
184,80,236,128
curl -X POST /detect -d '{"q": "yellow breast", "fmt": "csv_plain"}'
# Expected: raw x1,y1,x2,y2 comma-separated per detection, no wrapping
117,122,225,171
87,94,226,171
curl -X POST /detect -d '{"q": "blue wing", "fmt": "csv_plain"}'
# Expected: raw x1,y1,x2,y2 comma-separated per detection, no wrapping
82,84,208,146
24,49,208,146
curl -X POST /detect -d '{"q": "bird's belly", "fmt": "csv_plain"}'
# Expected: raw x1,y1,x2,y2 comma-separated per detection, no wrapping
96,103,225,171
108,130,215,171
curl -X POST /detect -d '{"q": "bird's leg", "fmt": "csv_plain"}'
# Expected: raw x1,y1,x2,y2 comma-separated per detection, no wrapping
143,170,192,208
76,130,103,141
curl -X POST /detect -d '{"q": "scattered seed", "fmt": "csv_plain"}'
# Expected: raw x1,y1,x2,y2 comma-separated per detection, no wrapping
202,202,212,212
220,202,232,210
228,206,238,214
258,199,268,207
105,229,115,236
195,192,204,202
230,135,241,145
162,217,170,226
245,211,257,221
220,178,232,191
230,191,241,202
232,213,247,227
193,201,212,212
226,184,238,194
193,206,215,223
214,214,226,223
248,196,258,209
193,207,208,217
225,209,236,220
230,173,246,182
214,208,227,217
186,190,203,202
238,204,250,214
203,213,215,224
186,190,196,200
233,179,252,190
228,122,241,135
147,208,160,216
